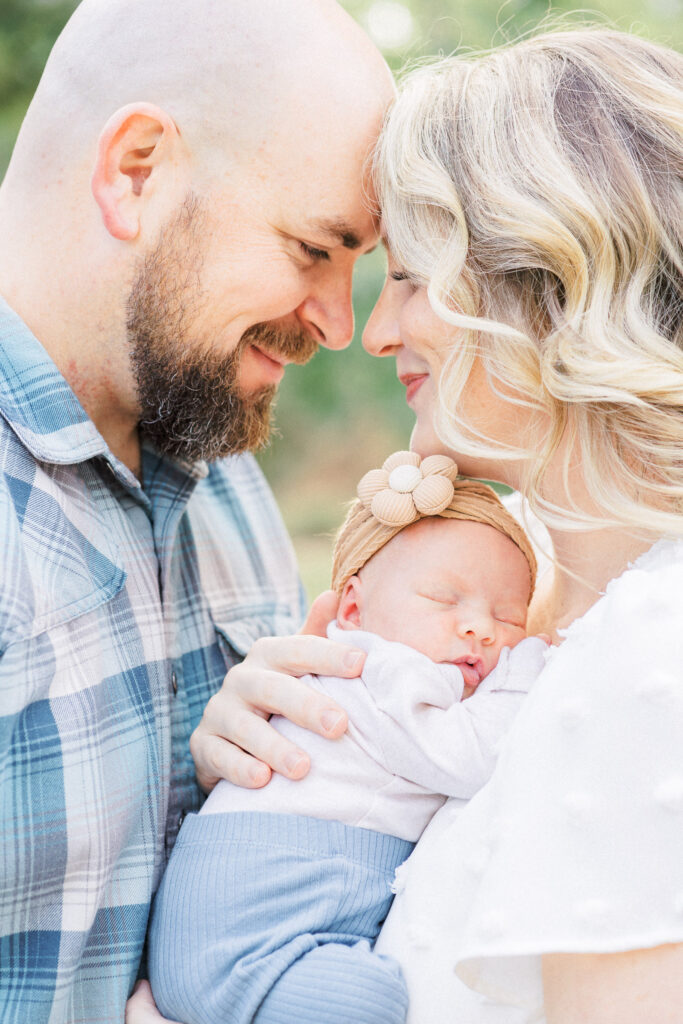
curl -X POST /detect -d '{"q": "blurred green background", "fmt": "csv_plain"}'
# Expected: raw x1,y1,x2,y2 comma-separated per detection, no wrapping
1,0,680,601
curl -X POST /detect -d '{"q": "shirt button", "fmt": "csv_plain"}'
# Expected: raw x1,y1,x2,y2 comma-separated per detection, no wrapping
171,671,178,695
177,810,187,830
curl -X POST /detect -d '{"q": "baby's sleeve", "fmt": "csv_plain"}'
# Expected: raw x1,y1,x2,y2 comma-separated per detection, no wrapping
361,637,546,800
449,554,683,1010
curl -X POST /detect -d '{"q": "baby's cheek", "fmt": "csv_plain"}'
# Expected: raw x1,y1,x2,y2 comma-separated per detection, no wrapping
513,626,528,645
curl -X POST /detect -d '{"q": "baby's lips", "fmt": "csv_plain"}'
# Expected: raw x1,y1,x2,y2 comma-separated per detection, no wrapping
454,659,482,690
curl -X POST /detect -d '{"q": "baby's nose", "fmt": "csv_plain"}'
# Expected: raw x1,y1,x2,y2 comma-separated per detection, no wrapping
458,610,495,645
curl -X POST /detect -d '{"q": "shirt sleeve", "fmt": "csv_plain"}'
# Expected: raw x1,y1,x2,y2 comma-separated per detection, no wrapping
360,636,547,800
449,546,683,1010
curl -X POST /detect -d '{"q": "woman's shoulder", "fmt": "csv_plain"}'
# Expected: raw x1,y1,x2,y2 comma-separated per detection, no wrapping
497,538,683,817
439,538,683,1004
552,537,683,670
378,539,683,1020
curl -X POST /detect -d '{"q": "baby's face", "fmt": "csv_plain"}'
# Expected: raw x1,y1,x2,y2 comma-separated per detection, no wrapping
339,517,530,694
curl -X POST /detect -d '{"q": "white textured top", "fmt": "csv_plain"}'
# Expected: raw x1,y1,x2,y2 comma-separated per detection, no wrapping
376,538,683,1022
203,625,547,841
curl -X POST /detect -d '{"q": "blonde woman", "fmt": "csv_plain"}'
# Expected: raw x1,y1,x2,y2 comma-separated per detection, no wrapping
150,25,683,1024
359,26,683,1023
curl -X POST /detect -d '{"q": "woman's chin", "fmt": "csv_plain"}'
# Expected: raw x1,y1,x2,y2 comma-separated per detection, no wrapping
409,420,456,461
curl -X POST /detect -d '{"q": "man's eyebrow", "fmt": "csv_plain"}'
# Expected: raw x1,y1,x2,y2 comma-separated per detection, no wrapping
307,218,364,250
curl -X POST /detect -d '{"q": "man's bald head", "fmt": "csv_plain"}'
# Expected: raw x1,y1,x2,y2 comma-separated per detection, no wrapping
13,0,392,184
0,0,394,472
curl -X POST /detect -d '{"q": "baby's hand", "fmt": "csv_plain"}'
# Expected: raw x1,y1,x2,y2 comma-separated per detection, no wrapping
505,635,550,688
475,635,549,695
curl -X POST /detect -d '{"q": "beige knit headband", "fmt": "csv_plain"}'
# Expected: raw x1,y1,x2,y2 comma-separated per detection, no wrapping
331,451,537,597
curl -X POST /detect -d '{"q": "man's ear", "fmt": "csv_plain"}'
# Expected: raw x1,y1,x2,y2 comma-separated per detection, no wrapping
91,102,183,241
337,576,363,631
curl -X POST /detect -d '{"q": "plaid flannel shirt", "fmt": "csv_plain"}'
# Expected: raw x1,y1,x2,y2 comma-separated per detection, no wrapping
0,297,306,1022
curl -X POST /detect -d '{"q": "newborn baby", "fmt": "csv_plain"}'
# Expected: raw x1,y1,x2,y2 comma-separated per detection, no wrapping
149,452,547,1024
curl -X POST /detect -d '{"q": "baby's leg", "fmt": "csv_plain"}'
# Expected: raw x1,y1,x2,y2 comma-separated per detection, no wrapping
148,812,413,1024
255,940,408,1024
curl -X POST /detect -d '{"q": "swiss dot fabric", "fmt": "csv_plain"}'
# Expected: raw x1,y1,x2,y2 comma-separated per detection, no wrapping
377,538,683,1023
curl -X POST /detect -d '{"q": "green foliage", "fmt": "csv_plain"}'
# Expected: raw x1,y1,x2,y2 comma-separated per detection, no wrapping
0,0,79,170
343,0,681,65
2,0,680,177
1,0,679,596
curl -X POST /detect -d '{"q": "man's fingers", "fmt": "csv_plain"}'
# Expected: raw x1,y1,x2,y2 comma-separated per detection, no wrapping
221,669,349,741
189,632,359,791
210,710,314,782
246,634,365,679
190,729,273,792
191,669,349,789
125,980,182,1023
300,590,340,637
201,698,312,778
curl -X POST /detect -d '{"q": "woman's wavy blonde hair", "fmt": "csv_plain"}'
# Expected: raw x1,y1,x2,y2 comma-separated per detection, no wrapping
375,26,683,537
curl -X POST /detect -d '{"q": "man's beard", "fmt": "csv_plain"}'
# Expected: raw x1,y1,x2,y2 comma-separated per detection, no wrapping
126,195,318,463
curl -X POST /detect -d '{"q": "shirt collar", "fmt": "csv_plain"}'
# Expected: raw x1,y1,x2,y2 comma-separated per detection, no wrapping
0,296,208,492
0,295,111,466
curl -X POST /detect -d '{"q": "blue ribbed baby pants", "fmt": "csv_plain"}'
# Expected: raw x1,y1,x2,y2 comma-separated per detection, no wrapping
148,811,413,1024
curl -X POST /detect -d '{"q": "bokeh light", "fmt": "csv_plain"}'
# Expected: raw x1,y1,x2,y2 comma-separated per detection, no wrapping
365,1,416,52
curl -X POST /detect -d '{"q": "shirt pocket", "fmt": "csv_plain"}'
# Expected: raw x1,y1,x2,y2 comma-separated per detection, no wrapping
0,539,127,713
1,513,126,653
210,602,302,665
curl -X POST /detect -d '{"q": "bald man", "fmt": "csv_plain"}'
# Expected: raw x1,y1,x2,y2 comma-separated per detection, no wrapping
0,1,393,1020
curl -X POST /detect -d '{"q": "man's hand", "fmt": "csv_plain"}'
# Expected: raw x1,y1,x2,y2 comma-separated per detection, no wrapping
125,981,180,1024
190,591,364,792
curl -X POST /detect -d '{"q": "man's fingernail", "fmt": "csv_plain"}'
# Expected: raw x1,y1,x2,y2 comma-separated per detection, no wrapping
321,710,345,734
249,764,269,785
285,752,308,777
343,651,364,673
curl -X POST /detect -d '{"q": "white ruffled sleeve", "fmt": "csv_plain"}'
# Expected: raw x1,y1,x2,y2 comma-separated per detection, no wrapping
377,540,683,1022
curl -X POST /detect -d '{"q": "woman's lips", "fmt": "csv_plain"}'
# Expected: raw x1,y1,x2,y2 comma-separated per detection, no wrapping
399,372,428,403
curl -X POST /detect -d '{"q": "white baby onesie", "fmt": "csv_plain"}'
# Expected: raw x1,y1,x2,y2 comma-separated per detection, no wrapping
203,624,547,841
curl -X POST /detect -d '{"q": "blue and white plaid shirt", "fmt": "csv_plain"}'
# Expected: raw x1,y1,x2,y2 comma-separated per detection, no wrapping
0,297,306,1022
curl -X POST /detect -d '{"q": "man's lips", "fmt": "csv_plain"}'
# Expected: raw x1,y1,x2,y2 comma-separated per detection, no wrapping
247,345,288,384
399,372,428,403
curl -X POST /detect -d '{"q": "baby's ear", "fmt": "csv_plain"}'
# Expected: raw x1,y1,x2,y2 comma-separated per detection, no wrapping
337,577,363,630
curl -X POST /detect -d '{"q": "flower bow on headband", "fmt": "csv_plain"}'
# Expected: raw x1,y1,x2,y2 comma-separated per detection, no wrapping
357,451,458,527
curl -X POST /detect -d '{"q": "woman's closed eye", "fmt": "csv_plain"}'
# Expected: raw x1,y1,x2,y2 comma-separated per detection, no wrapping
389,266,420,286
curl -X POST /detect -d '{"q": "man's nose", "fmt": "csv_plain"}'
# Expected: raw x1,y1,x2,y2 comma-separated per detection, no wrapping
296,271,355,351
362,284,401,358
